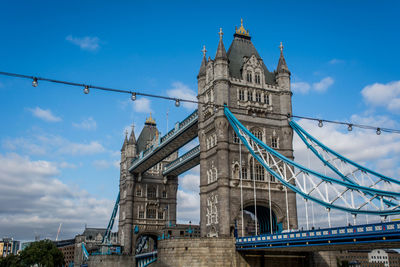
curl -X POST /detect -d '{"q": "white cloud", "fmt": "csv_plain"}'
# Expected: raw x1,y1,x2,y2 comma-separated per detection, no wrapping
166,82,197,110
177,190,200,224
3,134,106,156
0,153,113,240
133,98,152,113
291,82,311,94
28,107,62,122
312,76,334,92
177,167,200,223
92,159,119,169
361,80,400,113
72,117,97,130
292,77,334,94
66,35,100,51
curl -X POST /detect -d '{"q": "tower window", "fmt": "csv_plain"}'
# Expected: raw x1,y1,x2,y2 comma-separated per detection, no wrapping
247,73,252,83
271,137,278,148
239,89,245,101
256,92,261,102
247,90,253,101
162,191,167,198
241,167,248,180
147,187,156,198
147,208,156,219
139,211,144,219
255,73,261,84
251,129,263,141
136,188,142,197
158,211,164,220
264,94,270,105
255,163,265,181
233,132,240,143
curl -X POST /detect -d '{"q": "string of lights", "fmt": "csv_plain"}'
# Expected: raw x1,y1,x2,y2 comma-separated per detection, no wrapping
1,71,399,135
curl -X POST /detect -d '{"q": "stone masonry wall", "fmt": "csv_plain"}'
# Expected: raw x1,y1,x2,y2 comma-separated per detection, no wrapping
156,237,244,267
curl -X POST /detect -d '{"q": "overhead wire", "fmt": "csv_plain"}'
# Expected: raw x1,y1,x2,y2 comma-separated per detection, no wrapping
1,71,399,135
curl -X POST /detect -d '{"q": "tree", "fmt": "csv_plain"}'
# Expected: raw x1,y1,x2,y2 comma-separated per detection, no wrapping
19,240,65,267
0,254,23,267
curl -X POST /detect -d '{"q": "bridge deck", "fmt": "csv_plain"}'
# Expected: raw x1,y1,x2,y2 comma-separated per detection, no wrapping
162,145,200,176
129,110,198,174
236,221,400,251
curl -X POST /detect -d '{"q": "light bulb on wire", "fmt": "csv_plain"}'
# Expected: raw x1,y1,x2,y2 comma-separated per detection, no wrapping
348,124,353,131
131,92,136,101
318,120,323,127
376,128,381,135
84,85,89,94
175,99,180,107
32,77,38,87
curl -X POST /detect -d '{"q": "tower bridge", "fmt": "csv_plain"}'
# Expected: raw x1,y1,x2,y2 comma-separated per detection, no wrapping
113,20,400,267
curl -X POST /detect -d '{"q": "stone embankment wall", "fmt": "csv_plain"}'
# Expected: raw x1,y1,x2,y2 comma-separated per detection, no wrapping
88,254,135,267
156,237,243,267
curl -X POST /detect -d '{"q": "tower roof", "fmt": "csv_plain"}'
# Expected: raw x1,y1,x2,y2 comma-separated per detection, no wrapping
227,20,276,85
128,124,136,144
215,28,228,60
137,114,159,153
145,113,156,126
277,42,290,74
121,130,128,151
198,45,207,77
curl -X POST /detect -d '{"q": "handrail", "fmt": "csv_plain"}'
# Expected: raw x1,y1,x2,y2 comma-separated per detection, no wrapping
163,145,200,172
130,110,198,167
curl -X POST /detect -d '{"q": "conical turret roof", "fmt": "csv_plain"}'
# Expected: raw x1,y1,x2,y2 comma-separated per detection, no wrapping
215,28,227,60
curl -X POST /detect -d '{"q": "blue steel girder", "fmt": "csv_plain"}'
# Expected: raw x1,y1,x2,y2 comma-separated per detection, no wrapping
224,107,400,216
162,145,200,176
129,110,198,174
236,221,400,251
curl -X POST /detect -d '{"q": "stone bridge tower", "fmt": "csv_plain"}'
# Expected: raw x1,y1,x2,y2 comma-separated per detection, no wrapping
197,20,298,237
118,116,178,254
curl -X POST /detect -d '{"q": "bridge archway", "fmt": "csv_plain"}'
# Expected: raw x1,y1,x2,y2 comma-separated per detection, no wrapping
135,232,158,254
243,205,279,235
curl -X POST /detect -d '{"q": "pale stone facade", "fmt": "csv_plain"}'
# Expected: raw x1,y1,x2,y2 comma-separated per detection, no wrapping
197,21,297,237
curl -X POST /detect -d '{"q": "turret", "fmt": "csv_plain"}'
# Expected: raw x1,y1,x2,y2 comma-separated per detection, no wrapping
214,28,229,81
126,124,137,160
197,45,207,95
276,42,291,91
120,131,128,162
276,42,292,117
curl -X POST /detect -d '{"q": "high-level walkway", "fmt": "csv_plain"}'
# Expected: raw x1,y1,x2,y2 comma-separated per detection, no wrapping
162,145,200,176
236,221,400,252
129,110,199,175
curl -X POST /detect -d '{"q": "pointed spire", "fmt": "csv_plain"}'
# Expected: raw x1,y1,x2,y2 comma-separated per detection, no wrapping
215,28,227,60
277,42,290,74
121,130,128,151
198,45,207,77
128,124,136,144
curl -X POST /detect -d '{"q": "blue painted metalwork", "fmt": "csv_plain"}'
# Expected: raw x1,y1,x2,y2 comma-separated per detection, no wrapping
224,107,400,215
81,242,89,261
162,145,200,175
129,109,198,172
102,192,120,244
236,221,400,250
290,119,400,208
290,120,400,186
136,251,158,267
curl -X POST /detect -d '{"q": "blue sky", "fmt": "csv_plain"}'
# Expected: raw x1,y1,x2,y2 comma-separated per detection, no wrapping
0,0,400,240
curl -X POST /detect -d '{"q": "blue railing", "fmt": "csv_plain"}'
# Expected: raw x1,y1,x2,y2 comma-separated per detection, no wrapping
163,145,200,174
130,110,198,169
236,221,400,250
136,251,157,267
